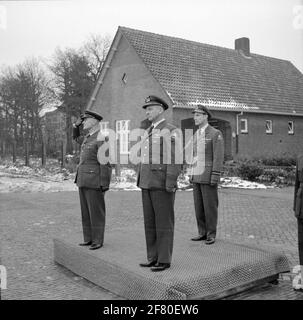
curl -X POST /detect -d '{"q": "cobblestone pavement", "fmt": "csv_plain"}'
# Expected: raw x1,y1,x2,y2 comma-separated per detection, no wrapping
1,187,303,300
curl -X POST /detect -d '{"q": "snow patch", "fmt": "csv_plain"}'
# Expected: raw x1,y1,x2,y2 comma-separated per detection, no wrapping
220,177,271,189
0,159,274,193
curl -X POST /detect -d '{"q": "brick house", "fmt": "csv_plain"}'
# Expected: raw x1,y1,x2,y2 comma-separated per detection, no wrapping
86,26,303,161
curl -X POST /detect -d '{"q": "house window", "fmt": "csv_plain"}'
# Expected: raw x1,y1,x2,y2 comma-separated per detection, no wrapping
288,121,294,135
240,119,248,133
116,120,130,154
265,120,272,134
122,73,127,84
100,121,109,135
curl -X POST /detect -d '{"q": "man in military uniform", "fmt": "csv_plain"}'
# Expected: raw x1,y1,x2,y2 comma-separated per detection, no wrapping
294,154,303,290
189,105,224,245
137,95,182,271
73,110,112,250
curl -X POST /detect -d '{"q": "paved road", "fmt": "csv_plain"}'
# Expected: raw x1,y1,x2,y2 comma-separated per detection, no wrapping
1,187,303,300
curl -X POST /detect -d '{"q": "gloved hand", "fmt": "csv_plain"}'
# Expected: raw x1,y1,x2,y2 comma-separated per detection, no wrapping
166,187,176,193
74,114,84,127
210,173,220,186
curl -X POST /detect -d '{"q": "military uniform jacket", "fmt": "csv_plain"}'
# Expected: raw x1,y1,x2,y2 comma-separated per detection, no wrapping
137,120,182,190
73,127,112,189
294,154,303,219
189,125,224,184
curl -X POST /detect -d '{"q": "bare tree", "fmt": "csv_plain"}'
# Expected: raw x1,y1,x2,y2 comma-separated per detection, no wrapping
0,58,52,159
48,34,112,154
82,33,112,81
0,33,112,159
49,48,95,153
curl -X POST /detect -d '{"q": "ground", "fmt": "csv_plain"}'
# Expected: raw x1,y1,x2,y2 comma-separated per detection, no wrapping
0,158,302,300
1,187,303,300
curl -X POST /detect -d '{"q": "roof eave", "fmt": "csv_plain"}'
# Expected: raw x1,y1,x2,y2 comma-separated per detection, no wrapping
174,105,303,117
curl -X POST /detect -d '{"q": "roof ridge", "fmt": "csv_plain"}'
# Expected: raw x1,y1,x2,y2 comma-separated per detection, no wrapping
116,26,303,114
118,26,291,63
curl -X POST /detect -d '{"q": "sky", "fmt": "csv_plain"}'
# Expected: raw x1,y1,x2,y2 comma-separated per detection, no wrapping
0,0,303,72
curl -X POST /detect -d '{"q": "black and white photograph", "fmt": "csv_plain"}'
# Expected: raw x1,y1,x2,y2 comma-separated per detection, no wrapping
1,0,303,308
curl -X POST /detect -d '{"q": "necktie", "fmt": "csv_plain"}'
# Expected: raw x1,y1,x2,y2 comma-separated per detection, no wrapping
83,133,90,144
147,125,154,135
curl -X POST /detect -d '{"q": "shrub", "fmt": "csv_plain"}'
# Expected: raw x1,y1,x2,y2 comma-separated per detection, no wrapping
222,161,238,177
258,167,295,186
222,158,296,185
236,161,264,181
259,157,296,167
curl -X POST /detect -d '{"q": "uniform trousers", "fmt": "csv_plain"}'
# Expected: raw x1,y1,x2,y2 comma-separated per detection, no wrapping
78,187,106,245
298,218,303,265
141,189,175,264
192,183,218,239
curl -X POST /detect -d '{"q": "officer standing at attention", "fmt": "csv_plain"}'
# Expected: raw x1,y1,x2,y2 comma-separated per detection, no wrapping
138,95,182,272
189,105,224,245
294,153,303,291
73,110,112,250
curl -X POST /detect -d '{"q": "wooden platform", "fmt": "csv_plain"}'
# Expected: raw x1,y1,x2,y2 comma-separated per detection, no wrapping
53,225,290,300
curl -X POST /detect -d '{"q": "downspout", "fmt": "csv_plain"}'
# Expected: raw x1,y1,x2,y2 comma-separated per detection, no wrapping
236,111,243,154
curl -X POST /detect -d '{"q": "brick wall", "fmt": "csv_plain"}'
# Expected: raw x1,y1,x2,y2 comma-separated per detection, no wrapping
236,113,303,159
173,108,303,160
92,34,173,131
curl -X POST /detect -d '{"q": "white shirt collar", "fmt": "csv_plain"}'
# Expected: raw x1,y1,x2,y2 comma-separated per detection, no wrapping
199,123,208,133
88,127,100,136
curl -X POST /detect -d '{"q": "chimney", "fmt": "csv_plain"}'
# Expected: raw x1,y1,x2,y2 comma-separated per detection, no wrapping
235,37,250,57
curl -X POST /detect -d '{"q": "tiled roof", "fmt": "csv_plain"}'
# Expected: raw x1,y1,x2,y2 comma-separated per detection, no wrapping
120,26,303,115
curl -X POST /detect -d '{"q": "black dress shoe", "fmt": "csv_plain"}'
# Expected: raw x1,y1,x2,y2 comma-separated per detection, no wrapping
89,243,103,250
79,241,92,246
151,263,170,272
139,261,157,267
191,235,207,241
205,238,215,245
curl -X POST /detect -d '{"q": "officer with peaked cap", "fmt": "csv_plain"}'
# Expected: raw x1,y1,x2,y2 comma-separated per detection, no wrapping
73,110,112,250
189,104,224,245
137,95,182,271
294,154,303,291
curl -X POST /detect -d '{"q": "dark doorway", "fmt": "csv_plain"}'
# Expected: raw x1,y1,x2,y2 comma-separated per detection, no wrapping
181,117,232,160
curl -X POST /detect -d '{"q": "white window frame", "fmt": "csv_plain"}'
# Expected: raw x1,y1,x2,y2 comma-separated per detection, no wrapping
288,121,294,135
265,120,272,134
100,121,109,135
116,120,130,154
240,119,248,133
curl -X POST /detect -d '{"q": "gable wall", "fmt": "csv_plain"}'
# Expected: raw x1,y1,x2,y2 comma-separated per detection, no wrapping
91,34,173,130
